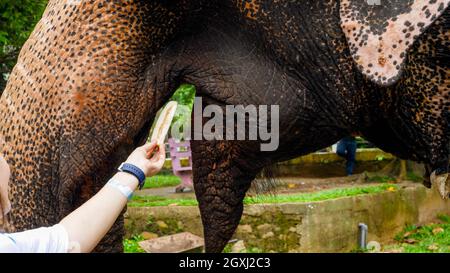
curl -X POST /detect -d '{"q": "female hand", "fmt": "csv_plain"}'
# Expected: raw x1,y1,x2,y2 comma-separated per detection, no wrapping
124,141,166,177
0,155,11,221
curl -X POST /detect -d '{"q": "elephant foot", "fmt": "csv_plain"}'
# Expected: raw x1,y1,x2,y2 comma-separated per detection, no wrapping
430,171,449,200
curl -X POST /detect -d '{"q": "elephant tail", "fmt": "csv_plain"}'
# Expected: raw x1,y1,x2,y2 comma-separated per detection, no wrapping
248,165,280,195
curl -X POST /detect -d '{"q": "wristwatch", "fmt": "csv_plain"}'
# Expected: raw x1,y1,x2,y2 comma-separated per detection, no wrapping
118,163,146,190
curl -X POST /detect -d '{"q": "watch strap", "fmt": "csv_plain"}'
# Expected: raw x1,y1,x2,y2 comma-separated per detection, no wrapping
118,163,146,190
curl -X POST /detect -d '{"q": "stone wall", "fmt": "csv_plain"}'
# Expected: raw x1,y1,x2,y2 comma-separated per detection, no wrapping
275,149,395,177
125,185,450,252
161,149,396,178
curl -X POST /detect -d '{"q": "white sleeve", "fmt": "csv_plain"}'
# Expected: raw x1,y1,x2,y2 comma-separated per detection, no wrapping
0,224,69,253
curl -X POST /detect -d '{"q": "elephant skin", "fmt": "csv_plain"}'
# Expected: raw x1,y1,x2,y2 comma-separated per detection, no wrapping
0,0,448,252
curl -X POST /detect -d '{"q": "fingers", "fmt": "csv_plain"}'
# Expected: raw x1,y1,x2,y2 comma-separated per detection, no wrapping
156,144,165,158
141,141,158,153
152,144,165,162
141,141,159,159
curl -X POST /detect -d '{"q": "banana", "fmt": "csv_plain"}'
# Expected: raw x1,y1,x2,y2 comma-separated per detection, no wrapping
150,101,178,145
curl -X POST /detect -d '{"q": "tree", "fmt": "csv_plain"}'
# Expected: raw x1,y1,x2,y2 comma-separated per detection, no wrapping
0,0,47,92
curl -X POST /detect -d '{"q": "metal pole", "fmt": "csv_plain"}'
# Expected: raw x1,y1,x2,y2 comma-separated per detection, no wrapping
358,223,368,249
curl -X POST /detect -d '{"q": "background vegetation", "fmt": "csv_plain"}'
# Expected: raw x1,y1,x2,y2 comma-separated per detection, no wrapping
0,0,47,91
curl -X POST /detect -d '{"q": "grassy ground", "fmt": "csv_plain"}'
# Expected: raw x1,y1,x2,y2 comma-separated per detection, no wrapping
222,244,264,253
126,184,450,253
244,184,397,204
125,214,450,253
142,175,181,189
125,213,449,253
123,235,146,253
128,184,397,207
129,195,197,207
382,214,450,253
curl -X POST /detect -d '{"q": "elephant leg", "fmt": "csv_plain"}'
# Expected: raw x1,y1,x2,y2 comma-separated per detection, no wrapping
429,161,450,200
56,120,155,253
423,164,433,189
191,140,265,253
370,12,450,199
431,172,449,200
403,14,449,199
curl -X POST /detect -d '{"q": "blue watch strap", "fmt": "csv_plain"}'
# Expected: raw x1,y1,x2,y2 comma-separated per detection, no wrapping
118,163,146,189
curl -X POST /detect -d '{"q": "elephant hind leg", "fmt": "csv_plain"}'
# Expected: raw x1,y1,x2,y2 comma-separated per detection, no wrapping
191,140,265,253
385,11,450,198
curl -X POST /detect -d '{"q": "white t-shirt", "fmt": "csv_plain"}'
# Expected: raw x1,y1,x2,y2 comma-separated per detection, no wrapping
0,224,69,253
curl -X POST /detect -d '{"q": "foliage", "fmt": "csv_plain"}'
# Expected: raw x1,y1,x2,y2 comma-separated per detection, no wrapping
170,84,196,108
168,84,196,140
142,175,181,189
149,84,196,141
355,137,376,149
0,0,48,91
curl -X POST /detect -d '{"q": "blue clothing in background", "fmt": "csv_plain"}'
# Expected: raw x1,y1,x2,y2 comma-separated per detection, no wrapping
336,136,357,175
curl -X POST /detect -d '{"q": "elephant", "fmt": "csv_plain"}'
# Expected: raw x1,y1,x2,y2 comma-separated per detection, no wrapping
0,0,448,253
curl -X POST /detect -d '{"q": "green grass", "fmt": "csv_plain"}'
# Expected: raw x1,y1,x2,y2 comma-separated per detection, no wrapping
383,214,450,253
129,195,198,207
123,235,145,253
244,184,397,204
222,244,264,253
406,171,423,183
367,175,396,183
128,184,398,207
142,175,181,189
389,214,449,253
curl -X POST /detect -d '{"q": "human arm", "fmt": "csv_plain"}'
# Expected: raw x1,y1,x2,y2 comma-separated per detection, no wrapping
0,155,11,222
59,141,165,253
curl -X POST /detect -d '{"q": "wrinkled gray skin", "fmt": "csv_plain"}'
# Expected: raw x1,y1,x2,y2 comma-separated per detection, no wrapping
0,0,448,253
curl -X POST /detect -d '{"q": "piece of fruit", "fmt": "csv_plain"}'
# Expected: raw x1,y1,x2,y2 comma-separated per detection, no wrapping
150,101,178,145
